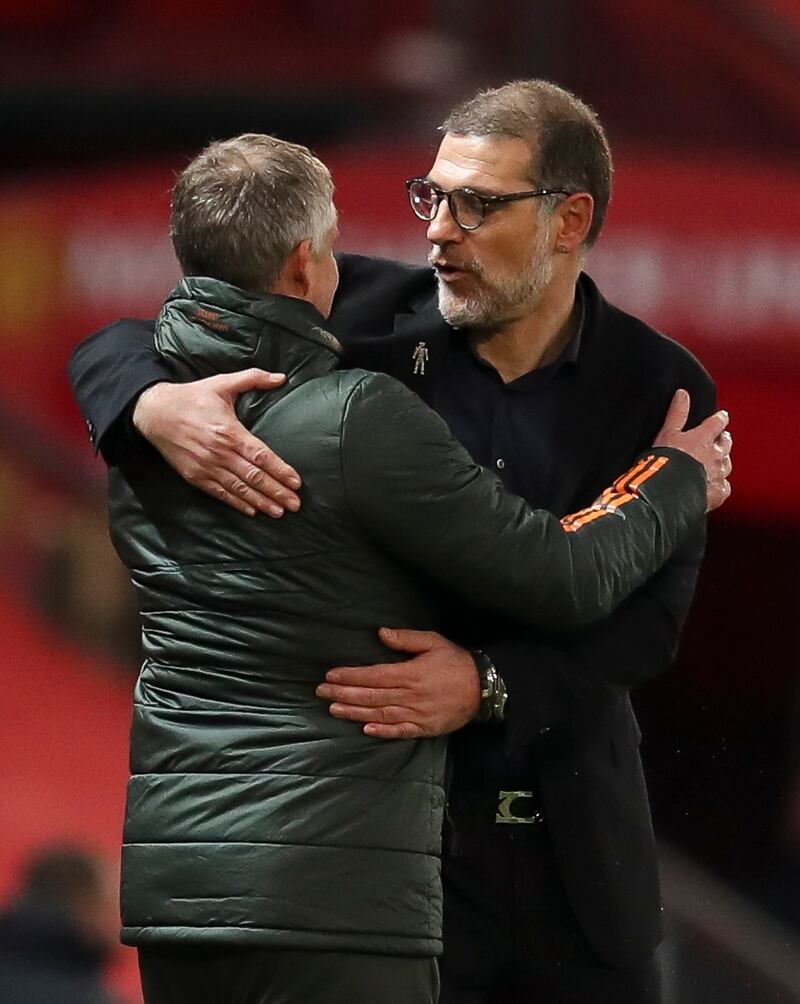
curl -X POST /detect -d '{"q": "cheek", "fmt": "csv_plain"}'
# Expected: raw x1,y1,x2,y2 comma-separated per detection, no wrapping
472,227,519,268
473,244,517,283
323,258,339,313
328,259,339,297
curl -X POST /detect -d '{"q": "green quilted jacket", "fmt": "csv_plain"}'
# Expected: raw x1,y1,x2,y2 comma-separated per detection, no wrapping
107,277,705,956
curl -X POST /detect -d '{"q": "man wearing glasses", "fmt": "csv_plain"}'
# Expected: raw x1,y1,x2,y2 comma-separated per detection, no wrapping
70,81,725,1003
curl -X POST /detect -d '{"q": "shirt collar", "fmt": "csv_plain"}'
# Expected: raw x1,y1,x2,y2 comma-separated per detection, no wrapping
462,281,585,390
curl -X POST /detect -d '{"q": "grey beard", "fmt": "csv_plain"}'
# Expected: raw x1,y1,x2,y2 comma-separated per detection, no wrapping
433,243,554,331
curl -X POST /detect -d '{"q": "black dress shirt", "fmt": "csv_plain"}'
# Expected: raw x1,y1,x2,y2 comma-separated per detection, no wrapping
431,300,583,507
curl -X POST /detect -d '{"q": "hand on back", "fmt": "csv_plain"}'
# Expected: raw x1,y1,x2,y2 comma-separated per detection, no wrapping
133,370,302,517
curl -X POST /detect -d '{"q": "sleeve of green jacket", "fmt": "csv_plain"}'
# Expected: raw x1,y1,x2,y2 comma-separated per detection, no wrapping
340,373,706,633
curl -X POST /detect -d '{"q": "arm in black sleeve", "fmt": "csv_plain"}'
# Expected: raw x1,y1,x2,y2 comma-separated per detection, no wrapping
340,373,707,633
484,524,705,745
481,369,718,745
67,317,165,464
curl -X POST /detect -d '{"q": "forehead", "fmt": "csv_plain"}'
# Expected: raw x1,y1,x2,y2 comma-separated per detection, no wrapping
428,133,534,193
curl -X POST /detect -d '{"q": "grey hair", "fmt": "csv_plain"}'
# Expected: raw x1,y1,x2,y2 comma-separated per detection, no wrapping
442,80,613,247
170,133,336,292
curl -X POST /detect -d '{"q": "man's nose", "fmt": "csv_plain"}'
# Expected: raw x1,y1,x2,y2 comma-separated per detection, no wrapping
426,197,463,246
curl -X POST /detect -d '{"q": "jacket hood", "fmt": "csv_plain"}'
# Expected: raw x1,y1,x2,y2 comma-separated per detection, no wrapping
156,277,343,385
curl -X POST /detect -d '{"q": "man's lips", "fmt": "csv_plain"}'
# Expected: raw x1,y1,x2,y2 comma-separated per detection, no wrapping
430,260,473,282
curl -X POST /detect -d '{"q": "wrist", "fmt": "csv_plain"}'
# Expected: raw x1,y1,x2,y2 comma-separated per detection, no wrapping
471,649,508,725
132,381,171,437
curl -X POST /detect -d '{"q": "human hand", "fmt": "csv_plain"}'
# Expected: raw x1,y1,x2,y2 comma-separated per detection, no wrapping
133,370,302,518
653,389,732,512
316,628,481,739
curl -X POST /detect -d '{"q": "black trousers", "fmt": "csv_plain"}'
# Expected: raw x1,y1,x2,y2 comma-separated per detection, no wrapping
138,946,439,1004
439,821,662,1004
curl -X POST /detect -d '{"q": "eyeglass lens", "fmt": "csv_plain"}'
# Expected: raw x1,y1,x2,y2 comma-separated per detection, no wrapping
409,182,483,229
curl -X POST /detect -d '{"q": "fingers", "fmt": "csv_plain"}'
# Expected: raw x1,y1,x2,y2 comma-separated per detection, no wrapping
190,469,289,519
316,683,406,707
224,480,286,518
711,430,733,477
220,458,301,517
697,409,730,442
660,389,691,434
363,722,424,740
324,663,405,686
193,425,301,516
720,454,732,478
218,368,288,395
328,702,413,725
378,627,443,653
717,430,733,453
199,479,258,518
248,443,302,492
706,423,733,511
706,475,732,512
209,424,301,501
702,423,733,510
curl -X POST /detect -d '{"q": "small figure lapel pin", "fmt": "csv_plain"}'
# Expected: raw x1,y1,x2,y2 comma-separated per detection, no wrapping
412,340,429,376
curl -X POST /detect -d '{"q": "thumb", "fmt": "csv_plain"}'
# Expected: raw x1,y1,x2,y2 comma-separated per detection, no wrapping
379,627,440,654
218,368,287,398
659,388,691,435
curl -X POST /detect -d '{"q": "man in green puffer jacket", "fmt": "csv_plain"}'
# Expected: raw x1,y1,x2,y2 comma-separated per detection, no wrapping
108,134,728,1004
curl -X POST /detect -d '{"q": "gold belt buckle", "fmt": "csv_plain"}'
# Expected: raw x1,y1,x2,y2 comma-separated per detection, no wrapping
495,790,544,825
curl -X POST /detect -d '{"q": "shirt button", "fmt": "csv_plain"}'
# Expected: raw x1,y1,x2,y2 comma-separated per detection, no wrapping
496,458,505,470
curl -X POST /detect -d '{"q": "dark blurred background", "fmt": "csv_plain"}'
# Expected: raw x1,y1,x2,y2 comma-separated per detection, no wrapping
0,1,799,1000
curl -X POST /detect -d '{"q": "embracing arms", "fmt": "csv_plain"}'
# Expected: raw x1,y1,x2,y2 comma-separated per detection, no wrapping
69,318,730,741
337,373,717,634
318,372,725,740
69,318,300,516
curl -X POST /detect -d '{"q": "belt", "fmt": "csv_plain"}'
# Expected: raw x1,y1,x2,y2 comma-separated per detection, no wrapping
495,790,544,825
444,789,545,858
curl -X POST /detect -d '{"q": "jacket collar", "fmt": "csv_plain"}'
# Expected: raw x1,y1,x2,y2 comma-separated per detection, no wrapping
383,274,594,399
155,277,342,385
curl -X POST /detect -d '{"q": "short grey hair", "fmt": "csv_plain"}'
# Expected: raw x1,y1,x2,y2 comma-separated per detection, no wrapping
170,133,336,292
442,80,613,247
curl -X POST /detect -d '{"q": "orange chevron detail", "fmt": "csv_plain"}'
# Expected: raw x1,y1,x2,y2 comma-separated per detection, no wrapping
560,454,670,534
627,455,668,491
562,509,610,533
613,456,651,494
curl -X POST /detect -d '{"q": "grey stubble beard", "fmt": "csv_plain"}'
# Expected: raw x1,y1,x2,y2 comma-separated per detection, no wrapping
432,225,554,331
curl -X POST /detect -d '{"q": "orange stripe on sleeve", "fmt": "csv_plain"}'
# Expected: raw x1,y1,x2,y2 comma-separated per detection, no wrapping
627,455,669,492
612,456,651,494
560,454,671,534
562,509,610,533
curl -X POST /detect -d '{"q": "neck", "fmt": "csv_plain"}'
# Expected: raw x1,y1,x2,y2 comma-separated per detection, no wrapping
471,269,580,383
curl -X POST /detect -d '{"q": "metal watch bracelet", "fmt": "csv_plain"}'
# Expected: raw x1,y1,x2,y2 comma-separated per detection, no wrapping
472,649,508,724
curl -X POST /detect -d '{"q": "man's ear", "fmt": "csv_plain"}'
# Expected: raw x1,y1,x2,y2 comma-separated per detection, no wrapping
553,194,594,253
275,239,314,297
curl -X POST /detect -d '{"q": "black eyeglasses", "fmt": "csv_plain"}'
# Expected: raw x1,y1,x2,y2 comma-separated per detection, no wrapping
405,178,571,231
